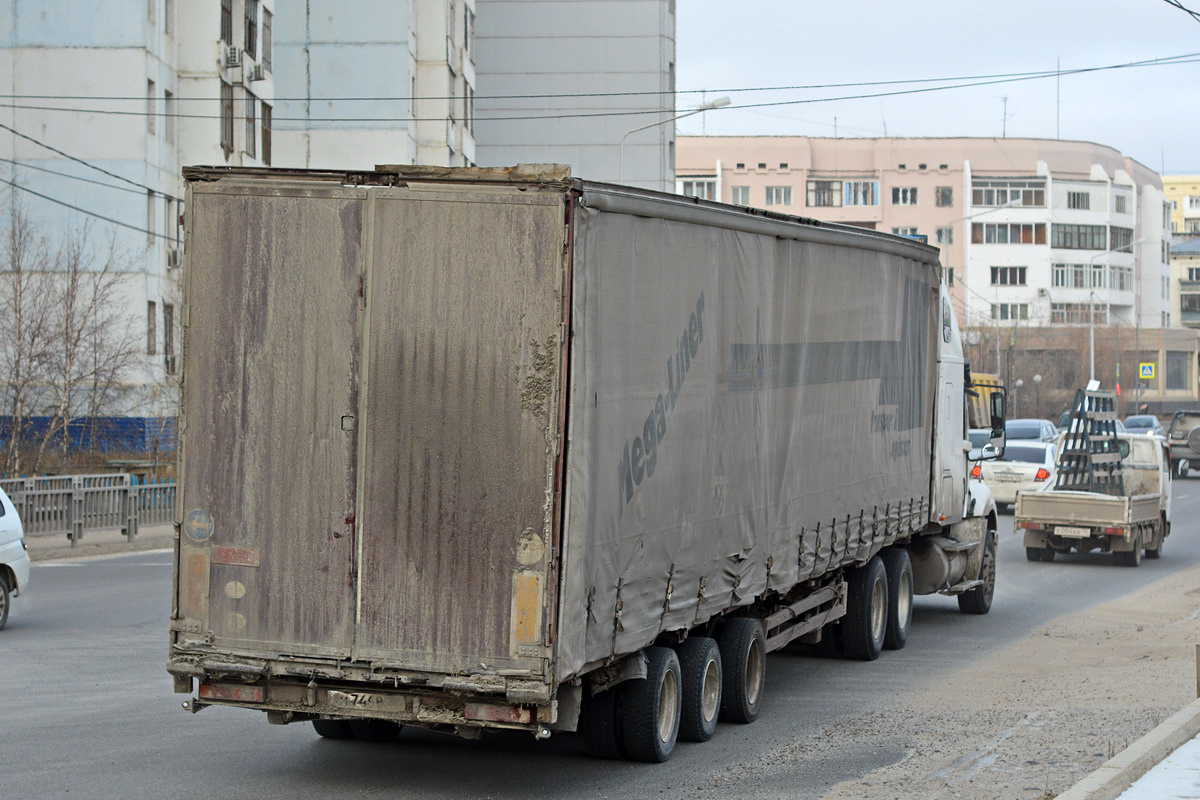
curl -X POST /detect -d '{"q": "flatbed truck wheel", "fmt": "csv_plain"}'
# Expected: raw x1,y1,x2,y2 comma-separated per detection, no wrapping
1115,531,1143,567
717,617,766,724
880,548,913,650
842,556,888,661
620,646,681,763
1025,547,1042,562
677,636,722,742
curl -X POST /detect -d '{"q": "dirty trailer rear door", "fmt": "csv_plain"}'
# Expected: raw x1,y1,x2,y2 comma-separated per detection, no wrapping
353,185,568,683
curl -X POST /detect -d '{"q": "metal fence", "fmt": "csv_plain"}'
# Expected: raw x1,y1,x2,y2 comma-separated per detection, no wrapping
0,473,176,545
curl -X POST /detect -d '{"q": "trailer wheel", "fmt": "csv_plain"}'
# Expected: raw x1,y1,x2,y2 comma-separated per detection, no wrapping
677,637,722,742
347,719,402,741
842,556,888,661
959,531,997,615
620,647,681,763
717,617,766,723
580,685,625,760
879,549,913,650
312,719,355,739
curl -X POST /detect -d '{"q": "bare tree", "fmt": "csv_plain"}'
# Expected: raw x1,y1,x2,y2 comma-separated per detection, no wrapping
0,196,143,474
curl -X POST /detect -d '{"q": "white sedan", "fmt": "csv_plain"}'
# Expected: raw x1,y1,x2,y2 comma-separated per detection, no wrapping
973,440,1057,509
0,486,30,630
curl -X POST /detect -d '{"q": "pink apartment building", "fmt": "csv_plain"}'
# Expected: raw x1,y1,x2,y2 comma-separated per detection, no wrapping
676,136,1170,335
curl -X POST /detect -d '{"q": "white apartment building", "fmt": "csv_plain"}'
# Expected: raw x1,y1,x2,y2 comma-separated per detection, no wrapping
473,0,676,192
677,137,1171,333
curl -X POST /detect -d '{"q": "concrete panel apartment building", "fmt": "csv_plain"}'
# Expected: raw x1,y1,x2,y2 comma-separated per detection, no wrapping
677,136,1195,414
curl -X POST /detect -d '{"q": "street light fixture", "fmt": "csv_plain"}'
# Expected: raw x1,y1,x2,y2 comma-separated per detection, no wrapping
1088,237,1148,383
618,97,731,185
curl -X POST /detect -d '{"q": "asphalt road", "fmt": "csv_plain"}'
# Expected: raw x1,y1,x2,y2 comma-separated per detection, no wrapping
4,481,1198,800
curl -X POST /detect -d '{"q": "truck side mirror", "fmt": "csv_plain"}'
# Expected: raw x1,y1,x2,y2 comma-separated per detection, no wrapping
988,389,1007,457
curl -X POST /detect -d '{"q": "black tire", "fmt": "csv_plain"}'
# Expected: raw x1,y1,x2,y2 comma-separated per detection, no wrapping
717,617,767,724
880,548,913,650
347,719,402,741
312,719,355,739
1025,546,1043,562
1041,546,1056,562
620,647,681,763
0,574,9,631
580,685,624,759
1146,522,1164,559
1115,533,1143,567
841,556,888,661
959,532,997,615
677,637,722,742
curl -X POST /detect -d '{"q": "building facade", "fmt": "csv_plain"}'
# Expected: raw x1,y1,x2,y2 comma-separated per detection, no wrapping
677,137,1171,335
1172,238,1200,329
473,0,676,191
1164,174,1200,237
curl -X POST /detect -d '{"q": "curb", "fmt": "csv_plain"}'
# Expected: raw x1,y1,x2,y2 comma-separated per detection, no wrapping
1055,697,1200,800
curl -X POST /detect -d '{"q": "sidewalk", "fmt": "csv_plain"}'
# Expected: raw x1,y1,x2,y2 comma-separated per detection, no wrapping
1057,697,1200,800
25,523,175,561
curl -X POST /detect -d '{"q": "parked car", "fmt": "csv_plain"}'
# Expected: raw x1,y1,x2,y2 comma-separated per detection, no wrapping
972,440,1057,511
1167,410,1200,478
1123,414,1165,437
1006,418,1058,442
0,486,30,630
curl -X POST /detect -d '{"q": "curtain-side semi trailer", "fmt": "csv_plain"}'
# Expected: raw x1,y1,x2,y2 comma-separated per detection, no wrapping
168,164,1005,763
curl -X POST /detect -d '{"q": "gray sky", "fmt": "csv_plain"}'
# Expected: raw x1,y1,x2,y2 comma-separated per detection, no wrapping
675,0,1200,174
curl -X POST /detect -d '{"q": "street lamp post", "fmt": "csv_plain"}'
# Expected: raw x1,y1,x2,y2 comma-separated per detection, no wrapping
1033,373,1042,419
618,97,731,185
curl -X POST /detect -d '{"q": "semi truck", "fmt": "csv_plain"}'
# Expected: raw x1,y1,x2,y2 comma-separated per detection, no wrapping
167,164,1004,763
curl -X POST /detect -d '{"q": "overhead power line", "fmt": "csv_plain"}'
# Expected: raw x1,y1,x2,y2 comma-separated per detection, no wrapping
0,51,1194,125
0,120,182,202
1161,0,1200,22
0,177,175,241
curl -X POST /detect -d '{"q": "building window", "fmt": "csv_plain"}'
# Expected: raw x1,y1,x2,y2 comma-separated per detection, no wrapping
147,80,156,134
164,0,173,34
935,186,953,207
1110,226,1134,251
936,226,953,245
779,163,788,170
1167,351,1191,390
164,304,176,373
892,227,919,237
730,185,750,205
261,103,272,166
261,8,272,71
1050,224,1106,250
244,0,259,60
164,90,175,144
147,301,157,355
765,186,791,206
1115,195,1128,214
1051,303,1106,324
843,180,879,206
892,186,918,205
1188,267,1200,282
944,267,955,285
679,179,716,200
992,303,1029,321
735,162,745,169
244,94,256,158
971,222,1046,245
1052,263,1106,289
990,266,1027,286
220,0,232,43
1188,196,1200,210
220,79,233,159
1182,294,1200,312
757,163,766,170
971,179,1046,207
807,180,842,207
1067,191,1091,210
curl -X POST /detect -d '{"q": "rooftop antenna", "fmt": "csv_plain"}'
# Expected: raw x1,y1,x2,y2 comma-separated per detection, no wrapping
997,96,1009,137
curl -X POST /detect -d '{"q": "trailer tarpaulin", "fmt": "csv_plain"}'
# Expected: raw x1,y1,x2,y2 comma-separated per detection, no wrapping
558,188,940,678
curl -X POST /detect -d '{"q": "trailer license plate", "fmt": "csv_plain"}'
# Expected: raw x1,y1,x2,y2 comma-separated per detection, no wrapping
1056,526,1091,538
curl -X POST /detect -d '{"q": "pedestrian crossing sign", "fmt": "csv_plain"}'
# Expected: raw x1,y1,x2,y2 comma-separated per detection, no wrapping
1139,362,1155,379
